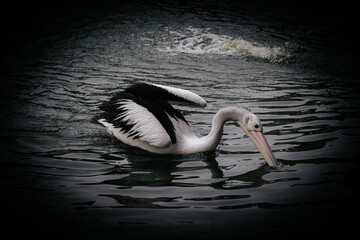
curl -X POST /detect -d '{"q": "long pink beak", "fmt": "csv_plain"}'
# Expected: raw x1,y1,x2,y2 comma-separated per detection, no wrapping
237,121,278,167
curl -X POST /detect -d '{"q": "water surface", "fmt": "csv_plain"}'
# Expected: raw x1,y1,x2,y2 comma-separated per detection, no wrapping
1,1,359,238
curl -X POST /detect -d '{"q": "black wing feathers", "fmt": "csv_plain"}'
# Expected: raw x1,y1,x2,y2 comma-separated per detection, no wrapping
125,83,192,105
98,92,141,139
124,83,188,123
97,83,190,144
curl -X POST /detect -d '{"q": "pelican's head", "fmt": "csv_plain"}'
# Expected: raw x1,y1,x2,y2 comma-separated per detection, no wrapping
235,106,278,167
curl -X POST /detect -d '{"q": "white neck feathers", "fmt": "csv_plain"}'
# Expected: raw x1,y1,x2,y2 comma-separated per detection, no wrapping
193,107,250,152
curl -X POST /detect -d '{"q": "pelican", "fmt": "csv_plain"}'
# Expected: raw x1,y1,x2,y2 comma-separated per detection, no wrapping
95,82,278,167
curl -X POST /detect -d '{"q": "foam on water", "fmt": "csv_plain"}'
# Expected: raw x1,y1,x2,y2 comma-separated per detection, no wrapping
158,27,291,62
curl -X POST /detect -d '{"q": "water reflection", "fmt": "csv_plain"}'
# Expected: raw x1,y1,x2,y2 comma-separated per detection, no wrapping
89,149,294,209
99,151,223,188
100,194,184,209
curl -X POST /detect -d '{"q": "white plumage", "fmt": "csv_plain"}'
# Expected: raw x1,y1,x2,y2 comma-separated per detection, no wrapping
115,100,171,147
151,83,207,107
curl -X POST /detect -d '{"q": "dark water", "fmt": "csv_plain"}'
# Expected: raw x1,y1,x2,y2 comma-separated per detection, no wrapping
1,1,359,238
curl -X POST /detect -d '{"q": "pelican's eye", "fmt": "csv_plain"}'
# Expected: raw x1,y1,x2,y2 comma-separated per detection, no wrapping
253,123,261,131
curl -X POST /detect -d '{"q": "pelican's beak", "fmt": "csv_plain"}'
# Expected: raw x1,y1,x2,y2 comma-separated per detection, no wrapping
237,121,278,167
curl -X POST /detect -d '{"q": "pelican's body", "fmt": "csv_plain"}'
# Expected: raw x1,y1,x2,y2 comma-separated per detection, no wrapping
95,82,278,167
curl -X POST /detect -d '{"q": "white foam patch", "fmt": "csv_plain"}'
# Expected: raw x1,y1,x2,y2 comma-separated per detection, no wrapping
157,27,291,62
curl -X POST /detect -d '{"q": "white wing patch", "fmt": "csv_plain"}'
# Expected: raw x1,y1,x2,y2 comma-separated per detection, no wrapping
150,83,207,107
102,100,171,148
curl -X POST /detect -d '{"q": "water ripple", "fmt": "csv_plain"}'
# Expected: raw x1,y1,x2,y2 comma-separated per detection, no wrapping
2,1,359,236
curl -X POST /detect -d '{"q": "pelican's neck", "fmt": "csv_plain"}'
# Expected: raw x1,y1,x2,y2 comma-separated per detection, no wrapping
196,107,248,152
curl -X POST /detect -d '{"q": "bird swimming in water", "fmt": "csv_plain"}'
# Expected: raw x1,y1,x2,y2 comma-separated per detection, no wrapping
95,82,278,167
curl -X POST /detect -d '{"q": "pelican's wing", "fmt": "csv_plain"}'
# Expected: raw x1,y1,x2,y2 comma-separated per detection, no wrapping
97,97,172,148
96,82,206,148
124,82,207,108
